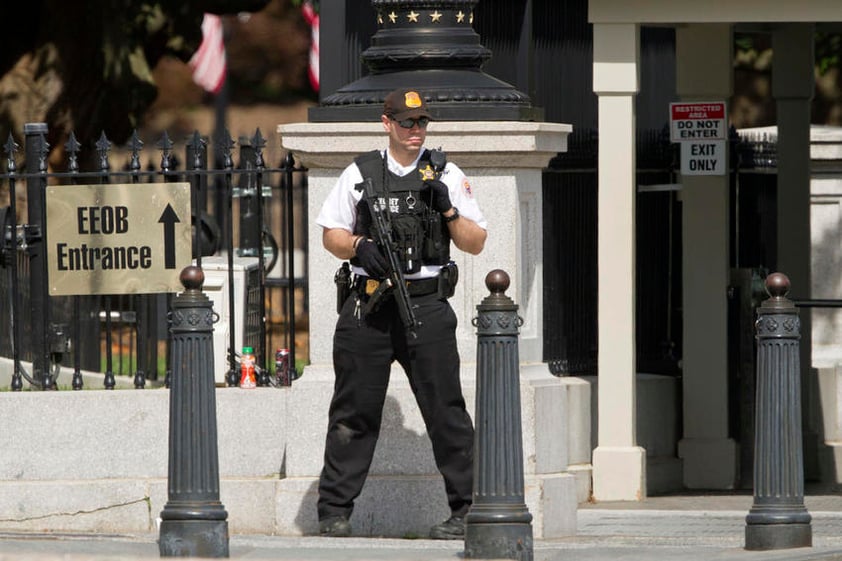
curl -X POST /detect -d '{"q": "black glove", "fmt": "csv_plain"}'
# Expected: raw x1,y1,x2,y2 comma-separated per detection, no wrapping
356,238,389,279
422,180,453,214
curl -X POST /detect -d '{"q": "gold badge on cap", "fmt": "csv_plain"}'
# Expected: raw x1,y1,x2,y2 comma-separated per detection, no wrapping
419,164,436,181
405,91,422,108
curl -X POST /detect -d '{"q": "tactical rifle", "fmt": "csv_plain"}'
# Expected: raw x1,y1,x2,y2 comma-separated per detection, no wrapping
355,178,420,336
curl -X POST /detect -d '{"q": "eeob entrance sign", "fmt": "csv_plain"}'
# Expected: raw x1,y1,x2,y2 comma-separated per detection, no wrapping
46,182,192,296
670,101,727,176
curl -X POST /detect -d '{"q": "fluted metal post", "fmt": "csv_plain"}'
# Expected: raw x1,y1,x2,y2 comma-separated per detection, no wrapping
745,272,812,550
159,266,229,558
465,270,533,561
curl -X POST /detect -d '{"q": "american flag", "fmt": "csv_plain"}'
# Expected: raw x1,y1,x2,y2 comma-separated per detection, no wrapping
189,14,227,95
301,1,319,91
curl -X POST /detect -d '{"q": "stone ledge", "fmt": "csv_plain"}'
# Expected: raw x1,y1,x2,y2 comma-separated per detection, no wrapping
279,121,571,169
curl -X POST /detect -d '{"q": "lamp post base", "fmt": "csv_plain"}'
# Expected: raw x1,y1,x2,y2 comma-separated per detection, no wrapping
159,519,229,558
465,522,533,561
745,522,812,551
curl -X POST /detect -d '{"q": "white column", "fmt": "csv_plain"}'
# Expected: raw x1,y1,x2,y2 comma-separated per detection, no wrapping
675,23,738,489
772,23,816,477
591,22,646,501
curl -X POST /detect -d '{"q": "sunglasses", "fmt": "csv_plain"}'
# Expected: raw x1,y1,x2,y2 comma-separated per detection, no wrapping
391,117,430,129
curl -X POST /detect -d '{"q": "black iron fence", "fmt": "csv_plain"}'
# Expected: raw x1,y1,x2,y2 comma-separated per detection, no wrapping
0,124,308,390
543,127,779,378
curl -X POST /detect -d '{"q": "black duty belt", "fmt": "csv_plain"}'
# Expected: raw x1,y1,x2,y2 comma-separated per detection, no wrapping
355,276,439,297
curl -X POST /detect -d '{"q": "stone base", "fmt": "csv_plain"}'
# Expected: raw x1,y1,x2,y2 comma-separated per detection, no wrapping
159,519,229,558
592,446,646,501
525,473,577,538
745,523,812,551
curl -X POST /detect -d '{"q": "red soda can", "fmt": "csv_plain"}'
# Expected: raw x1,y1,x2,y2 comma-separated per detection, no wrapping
275,348,291,386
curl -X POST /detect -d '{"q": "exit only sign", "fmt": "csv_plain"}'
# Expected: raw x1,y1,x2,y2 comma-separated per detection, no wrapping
670,101,727,176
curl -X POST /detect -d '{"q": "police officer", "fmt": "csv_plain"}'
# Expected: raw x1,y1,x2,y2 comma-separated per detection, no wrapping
315,88,488,539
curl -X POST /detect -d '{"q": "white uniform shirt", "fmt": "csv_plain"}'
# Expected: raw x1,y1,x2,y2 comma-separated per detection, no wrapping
317,148,487,279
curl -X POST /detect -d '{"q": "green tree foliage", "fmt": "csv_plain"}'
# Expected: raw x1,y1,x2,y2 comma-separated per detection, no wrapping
735,30,842,75
0,0,269,155
815,31,842,76
733,30,842,127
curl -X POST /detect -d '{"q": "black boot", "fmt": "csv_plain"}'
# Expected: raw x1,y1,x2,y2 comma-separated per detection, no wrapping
319,515,351,537
430,515,465,540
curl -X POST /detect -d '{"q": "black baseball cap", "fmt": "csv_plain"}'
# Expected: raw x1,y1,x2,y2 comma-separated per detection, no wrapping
383,88,432,121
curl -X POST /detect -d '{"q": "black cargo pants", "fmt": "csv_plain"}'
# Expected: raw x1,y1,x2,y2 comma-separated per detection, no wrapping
317,288,474,521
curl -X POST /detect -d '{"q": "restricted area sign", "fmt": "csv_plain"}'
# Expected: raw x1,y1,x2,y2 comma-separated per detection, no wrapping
670,102,726,142
47,182,192,296
670,101,728,176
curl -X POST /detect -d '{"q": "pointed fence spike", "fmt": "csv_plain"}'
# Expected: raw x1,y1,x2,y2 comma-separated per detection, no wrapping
34,132,50,173
65,131,81,154
190,131,205,170
158,131,174,172
129,130,144,172
157,131,174,152
4,133,18,157
4,133,18,173
95,131,112,172
283,151,295,168
251,128,266,150
219,129,235,169
251,129,266,168
95,130,112,152
65,131,81,173
128,130,144,152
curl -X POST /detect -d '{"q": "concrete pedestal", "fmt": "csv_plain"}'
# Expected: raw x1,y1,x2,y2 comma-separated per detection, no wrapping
277,364,578,538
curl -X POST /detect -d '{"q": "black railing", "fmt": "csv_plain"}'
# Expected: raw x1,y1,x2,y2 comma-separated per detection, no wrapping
0,125,308,390
793,299,842,308
543,129,779,377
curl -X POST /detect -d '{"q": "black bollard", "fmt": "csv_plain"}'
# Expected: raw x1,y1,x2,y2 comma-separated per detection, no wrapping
159,266,229,558
745,272,812,550
465,270,533,561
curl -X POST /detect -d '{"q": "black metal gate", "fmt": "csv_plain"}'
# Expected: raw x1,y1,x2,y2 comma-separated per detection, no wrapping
542,128,682,377
0,125,308,390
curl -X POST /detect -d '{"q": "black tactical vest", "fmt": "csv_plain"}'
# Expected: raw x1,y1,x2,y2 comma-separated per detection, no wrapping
350,150,451,274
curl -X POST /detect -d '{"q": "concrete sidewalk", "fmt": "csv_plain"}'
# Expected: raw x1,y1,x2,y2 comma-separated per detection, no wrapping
0,531,840,561
4,499,842,561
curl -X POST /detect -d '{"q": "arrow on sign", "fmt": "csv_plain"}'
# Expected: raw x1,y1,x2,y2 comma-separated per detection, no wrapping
158,204,181,269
